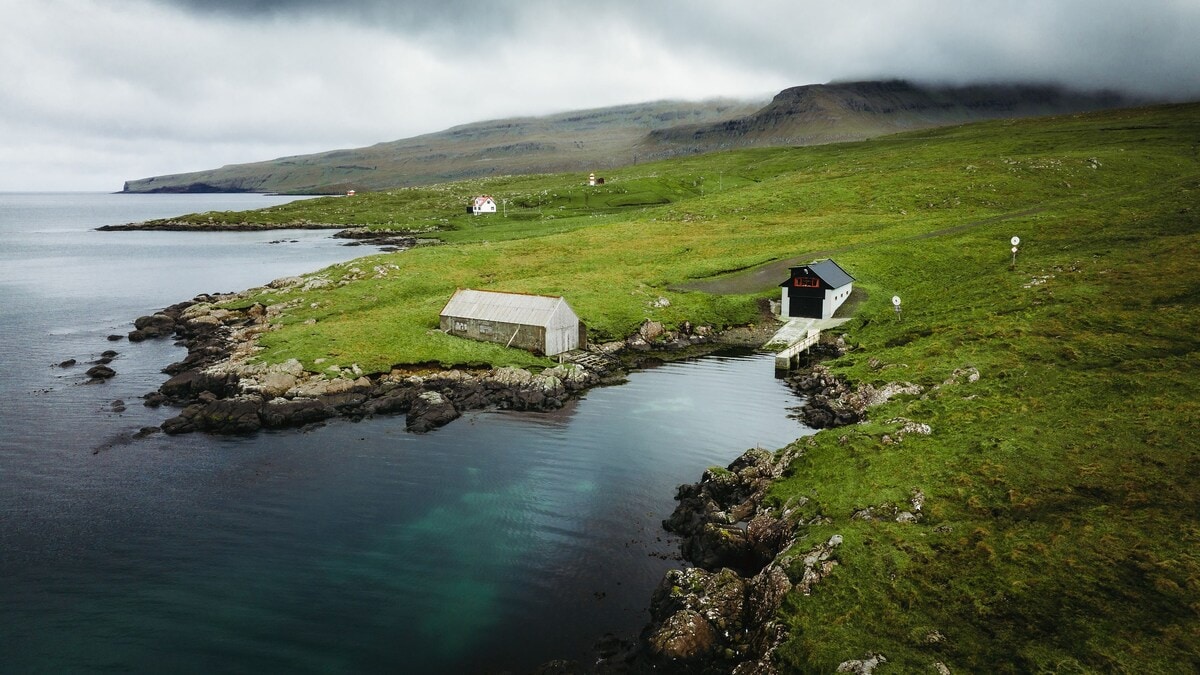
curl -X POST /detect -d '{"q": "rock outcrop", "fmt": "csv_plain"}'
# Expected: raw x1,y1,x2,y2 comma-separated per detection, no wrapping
331,227,419,251
787,364,923,429
637,445,835,674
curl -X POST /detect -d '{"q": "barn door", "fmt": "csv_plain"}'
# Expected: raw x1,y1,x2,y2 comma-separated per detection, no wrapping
788,295,823,318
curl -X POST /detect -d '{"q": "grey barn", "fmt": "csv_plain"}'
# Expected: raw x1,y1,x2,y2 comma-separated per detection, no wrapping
439,289,586,356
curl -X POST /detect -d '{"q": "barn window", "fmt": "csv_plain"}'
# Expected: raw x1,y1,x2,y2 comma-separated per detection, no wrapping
793,276,820,288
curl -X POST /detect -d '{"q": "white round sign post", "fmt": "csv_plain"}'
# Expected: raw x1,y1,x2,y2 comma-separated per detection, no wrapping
892,295,902,322
1010,236,1020,268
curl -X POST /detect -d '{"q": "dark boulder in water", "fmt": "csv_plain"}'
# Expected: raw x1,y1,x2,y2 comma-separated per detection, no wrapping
162,396,264,435
133,426,160,439
129,313,177,341
86,365,116,380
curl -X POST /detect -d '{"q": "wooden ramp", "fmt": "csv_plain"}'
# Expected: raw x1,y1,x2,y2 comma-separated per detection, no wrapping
768,317,849,373
563,348,620,375
774,328,821,371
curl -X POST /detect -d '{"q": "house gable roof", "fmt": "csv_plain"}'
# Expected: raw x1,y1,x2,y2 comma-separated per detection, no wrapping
440,289,577,328
780,258,855,288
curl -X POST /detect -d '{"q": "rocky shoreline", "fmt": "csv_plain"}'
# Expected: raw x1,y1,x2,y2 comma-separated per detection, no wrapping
545,348,913,674
590,360,979,674
97,221,435,252
107,283,925,674
115,281,781,438
125,294,599,435
639,445,836,674
96,220,347,232
532,342,954,674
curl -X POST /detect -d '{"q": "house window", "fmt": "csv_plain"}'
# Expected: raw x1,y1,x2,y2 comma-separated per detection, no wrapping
793,276,820,288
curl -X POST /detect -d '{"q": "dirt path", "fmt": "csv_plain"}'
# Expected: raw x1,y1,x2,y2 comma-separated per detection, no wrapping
673,207,1044,295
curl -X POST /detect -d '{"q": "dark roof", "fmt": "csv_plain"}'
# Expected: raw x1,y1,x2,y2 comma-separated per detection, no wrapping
782,259,855,288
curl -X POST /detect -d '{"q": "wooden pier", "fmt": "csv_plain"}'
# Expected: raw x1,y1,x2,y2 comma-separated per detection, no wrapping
774,328,821,372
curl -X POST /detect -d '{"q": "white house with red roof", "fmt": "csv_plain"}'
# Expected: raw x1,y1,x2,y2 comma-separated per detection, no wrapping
469,195,497,215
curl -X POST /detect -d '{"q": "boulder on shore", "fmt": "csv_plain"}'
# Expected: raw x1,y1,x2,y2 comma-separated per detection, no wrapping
160,369,239,401
162,396,264,435
260,398,334,428
406,391,460,433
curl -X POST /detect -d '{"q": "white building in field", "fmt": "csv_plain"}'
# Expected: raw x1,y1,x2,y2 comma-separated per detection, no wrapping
469,195,497,215
439,289,586,356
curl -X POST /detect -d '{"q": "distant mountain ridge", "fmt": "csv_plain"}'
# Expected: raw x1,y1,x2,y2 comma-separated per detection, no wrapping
122,80,1140,195
121,99,764,195
641,80,1134,154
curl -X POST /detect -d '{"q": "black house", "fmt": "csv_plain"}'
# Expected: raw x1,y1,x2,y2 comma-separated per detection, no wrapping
779,259,855,319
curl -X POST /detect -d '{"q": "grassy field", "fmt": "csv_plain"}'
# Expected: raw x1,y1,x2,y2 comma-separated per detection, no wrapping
768,163,1200,672
192,103,1199,671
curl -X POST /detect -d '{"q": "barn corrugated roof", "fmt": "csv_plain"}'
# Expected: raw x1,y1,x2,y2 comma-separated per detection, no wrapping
782,259,854,288
440,289,573,327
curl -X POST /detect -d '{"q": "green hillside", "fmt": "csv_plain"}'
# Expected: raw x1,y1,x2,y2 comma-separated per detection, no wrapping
173,102,1199,671
120,98,763,195
120,81,1135,195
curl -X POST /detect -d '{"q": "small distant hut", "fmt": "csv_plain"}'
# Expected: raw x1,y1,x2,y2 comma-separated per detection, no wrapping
468,195,497,215
779,259,855,319
439,289,586,356
346,189,356,197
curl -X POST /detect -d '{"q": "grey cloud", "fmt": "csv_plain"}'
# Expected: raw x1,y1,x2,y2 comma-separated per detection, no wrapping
152,0,532,33
145,0,1200,98
4,0,1199,190
608,1,1200,99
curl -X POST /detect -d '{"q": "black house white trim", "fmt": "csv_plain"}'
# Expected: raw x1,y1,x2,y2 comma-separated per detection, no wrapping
779,259,855,319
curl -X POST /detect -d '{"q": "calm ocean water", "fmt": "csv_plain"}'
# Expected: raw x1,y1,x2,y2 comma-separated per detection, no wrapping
0,193,812,673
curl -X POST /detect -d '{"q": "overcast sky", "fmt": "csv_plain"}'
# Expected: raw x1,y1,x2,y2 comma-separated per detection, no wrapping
2,0,1198,191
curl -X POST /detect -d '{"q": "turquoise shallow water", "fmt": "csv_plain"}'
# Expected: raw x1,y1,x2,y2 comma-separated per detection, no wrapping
0,193,811,673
